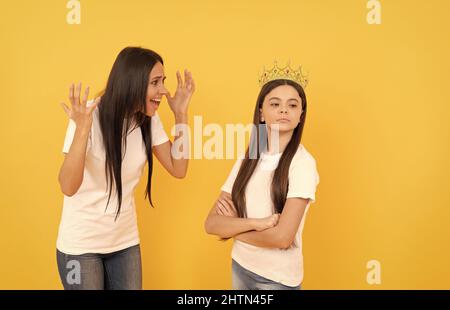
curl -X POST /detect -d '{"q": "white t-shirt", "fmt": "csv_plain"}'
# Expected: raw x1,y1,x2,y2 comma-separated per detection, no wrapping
221,144,319,287
57,107,169,255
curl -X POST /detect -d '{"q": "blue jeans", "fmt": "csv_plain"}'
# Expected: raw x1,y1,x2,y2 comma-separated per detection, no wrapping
56,244,142,290
232,259,301,290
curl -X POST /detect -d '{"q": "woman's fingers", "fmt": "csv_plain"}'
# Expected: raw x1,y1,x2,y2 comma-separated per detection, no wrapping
74,82,82,105
184,69,189,89
176,71,183,89
68,83,75,107
163,91,172,103
188,71,195,93
60,102,71,117
88,96,101,113
185,70,192,91
81,86,89,106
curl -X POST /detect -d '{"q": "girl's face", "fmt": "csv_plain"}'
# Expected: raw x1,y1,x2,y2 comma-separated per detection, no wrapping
260,84,303,133
145,61,168,116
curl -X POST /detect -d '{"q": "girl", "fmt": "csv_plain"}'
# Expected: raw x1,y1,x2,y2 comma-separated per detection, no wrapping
204,74,319,290
57,47,195,290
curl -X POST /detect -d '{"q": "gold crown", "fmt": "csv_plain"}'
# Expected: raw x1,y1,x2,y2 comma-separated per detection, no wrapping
258,61,309,88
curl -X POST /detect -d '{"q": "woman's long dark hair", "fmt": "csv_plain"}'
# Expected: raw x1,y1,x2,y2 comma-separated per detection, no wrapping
98,47,163,220
231,79,307,218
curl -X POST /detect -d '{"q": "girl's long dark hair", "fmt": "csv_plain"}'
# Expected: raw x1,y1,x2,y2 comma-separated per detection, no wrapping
231,79,307,218
98,47,163,220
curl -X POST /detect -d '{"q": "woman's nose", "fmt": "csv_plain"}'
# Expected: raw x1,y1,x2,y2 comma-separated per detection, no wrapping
159,85,168,95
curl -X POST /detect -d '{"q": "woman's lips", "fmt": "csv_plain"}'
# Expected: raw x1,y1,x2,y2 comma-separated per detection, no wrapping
149,98,161,109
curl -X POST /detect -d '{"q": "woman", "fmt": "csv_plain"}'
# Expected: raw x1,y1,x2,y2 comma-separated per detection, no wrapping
205,67,319,290
57,47,195,289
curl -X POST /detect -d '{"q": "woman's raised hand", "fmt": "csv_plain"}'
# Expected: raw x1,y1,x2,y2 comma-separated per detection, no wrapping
165,70,195,117
60,83,101,132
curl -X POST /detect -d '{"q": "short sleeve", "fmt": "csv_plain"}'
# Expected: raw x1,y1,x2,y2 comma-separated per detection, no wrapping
220,158,243,193
286,154,320,203
151,112,169,146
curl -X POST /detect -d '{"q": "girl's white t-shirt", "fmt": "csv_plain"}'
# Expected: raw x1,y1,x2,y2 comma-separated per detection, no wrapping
221,144,320,287
57,107,169,255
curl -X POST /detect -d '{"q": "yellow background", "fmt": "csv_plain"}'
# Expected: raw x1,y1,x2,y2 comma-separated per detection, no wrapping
1,0,449,289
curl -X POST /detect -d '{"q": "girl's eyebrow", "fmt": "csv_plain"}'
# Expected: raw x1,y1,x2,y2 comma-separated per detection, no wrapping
269,97,299,102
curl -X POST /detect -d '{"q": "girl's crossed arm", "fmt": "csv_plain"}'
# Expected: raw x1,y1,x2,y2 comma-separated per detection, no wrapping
204,191,279,239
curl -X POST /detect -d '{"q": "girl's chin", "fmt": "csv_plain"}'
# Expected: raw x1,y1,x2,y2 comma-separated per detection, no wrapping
267,124,295,132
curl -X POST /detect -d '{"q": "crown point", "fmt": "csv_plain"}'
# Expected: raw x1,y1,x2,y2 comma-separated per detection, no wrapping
258,61,308,88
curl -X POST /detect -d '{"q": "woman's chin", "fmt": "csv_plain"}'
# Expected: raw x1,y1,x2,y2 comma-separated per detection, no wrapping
145,103,159,116
142,108,156,117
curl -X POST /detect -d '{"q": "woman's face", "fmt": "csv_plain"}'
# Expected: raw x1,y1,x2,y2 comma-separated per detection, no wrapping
260,84,303,133
145,61,168,116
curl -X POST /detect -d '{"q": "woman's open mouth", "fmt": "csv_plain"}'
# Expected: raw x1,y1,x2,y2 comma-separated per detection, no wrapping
150,98,161,107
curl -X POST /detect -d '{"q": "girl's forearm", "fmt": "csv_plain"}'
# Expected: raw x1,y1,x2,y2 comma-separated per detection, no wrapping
235,227,288,249
205,214,258,239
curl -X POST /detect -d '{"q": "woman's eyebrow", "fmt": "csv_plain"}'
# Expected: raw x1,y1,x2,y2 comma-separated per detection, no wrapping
288,98,299,102
151,75,166,81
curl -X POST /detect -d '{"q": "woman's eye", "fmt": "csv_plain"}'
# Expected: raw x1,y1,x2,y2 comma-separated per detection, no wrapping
151,81,158,86
290,104,298,108
270,103,279,106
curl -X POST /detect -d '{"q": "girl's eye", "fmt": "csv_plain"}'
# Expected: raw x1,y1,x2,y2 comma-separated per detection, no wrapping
290,104,298,108
270,103,279,106
152,81,158,86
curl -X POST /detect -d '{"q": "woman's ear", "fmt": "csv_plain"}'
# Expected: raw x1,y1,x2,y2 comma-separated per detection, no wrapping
259,108,264,122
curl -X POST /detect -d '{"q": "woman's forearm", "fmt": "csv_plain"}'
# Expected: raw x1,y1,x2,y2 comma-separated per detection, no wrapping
58,126,90,196
171,113,189,178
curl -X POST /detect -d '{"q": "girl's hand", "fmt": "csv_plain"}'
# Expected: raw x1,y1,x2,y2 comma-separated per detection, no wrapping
254,214,280,232
215,195,237,217
165,70,195,118
60,83,101,132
